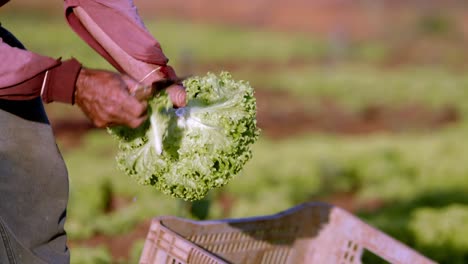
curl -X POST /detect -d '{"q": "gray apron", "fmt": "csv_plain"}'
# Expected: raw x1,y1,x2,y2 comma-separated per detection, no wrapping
0,25,70,264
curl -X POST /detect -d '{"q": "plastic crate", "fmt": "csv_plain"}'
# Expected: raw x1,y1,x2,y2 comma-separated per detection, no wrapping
139,202,435,264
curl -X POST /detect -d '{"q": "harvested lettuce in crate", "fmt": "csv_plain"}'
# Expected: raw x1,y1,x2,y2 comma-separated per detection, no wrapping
109,72,260,201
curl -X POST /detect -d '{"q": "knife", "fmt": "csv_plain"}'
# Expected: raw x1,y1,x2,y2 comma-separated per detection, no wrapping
131,76,189,99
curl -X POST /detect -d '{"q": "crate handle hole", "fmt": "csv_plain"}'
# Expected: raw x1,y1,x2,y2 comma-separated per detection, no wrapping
361,248,391,263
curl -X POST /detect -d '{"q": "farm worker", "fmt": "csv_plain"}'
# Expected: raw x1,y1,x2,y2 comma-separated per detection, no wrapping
0,0,186,263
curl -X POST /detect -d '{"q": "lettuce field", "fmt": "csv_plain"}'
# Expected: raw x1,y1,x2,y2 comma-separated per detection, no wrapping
1,3,468,264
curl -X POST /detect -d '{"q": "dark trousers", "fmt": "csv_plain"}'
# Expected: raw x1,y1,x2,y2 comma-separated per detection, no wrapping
0,26,70,264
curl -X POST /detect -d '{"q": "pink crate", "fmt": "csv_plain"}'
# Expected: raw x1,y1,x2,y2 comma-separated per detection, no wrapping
139,202,435,264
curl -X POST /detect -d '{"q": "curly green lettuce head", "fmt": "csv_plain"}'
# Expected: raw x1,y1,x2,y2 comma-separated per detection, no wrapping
109,72,260,201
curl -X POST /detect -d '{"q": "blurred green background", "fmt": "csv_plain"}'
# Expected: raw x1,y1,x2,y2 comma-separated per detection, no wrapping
1,1,468,263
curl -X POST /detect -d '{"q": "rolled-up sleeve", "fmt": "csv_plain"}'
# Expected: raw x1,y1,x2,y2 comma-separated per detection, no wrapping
0,35,82,104
0,40,61,100
0,41,58,88
64,0,169,73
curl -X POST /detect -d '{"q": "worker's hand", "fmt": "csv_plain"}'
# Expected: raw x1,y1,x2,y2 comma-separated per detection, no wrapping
75,68,146,128
126,65,186,109
127,81,187,109
75,68,186,128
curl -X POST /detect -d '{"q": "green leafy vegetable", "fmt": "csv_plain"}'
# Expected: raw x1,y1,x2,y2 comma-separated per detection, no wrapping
109,72,259,201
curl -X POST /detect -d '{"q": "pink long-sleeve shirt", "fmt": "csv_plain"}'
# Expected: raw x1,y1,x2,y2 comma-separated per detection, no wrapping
0,0,171,104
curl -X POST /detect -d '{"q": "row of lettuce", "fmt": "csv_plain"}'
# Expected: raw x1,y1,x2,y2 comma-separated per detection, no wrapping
64,65,468,264
65,120,468,263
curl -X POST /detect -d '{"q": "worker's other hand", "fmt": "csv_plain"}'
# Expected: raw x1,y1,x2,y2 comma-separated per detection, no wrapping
75,68,148,128
75,68,187,128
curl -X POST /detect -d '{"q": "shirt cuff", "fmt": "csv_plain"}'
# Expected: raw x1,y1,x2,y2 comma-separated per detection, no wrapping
160,65,178,81
41,58,82,104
